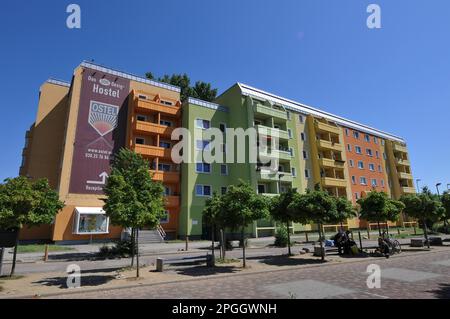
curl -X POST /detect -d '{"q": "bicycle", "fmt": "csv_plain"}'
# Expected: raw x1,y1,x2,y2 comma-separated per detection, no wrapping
377,231,401,258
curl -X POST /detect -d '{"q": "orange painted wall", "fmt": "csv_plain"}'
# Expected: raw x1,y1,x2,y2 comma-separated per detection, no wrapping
343,127,389,204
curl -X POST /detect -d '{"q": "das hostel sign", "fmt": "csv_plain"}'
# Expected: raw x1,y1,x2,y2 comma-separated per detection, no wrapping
69,68,130,194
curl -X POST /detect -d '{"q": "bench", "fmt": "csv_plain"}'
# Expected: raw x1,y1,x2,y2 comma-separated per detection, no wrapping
410,238,424,247
156,254,213,272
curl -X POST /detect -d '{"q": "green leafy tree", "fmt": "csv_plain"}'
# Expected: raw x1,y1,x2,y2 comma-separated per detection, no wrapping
220,182,269,268
145,72,217,102
289,187,338,261
103,148,165,277
441,191,450,228
333,196,357,228
202,192,224,263
0,177,64,276
400,187,445,248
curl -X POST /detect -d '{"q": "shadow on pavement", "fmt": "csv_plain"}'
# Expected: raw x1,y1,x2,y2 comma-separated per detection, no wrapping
428,283,450,299
172,265,240,277
246,254,327,266
48,252,98,262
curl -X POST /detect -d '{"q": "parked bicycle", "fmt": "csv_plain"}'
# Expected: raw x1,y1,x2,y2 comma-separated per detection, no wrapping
377,231,401,258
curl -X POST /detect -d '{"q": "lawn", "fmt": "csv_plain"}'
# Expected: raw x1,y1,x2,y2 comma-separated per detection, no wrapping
16,244,74,254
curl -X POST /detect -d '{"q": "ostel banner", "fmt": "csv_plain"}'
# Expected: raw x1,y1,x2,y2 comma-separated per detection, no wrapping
69,68,130,194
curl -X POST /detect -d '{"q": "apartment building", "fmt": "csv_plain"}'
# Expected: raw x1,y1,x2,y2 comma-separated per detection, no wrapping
20,62,415,242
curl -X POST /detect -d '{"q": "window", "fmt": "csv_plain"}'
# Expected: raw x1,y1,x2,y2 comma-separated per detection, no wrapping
345,128,349,136
355,146,362,154
158,163,171,172
164,186,171,196
160,100,173,106
221,187,228,195
300,132,306,141
160,120,172,127
364,134,370,142
159,141,171,149
257,184,266,194
288,148,294,157
353,131,360,139
371,179,378,187
374,137,378,144
347,144,352,152
369,163,375,171
358,161,364,169
220,164,228,175
381,179,385,187
291,167,297,177
136,114,147,121
376,151,379,158
135,137,145,145
196,119,210,129
366,148,373,157
219,123,227,133
349,159,354,167
302,150,308,159
286,111,291,120
288,129,293,139
73,207,109,235
383,152,387,160
378,165,382,172
195,185,211,197
299,115,304,123
196,162,211,173
360,177,367,185
381,140,385,146
351,176,356,184
160,211,170,224
196,140,210,151
305,169,310,178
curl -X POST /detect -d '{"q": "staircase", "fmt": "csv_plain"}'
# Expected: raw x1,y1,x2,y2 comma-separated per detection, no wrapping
137,229,165,244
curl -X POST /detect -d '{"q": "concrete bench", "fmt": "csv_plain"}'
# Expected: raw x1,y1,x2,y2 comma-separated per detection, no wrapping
156,255,213,272
428,237,443,246
410,238,425,247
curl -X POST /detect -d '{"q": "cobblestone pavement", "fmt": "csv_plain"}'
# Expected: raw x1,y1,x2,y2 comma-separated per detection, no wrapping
47,249,450,299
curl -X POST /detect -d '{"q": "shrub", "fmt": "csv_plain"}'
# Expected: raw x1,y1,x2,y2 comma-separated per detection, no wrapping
98,240,134,259
274,225,289,247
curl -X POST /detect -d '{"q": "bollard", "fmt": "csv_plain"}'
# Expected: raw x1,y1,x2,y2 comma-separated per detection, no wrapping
305,232,309,243
156,258,164,272
44,244,49,262
358,231,363,252
367,228,370,240
414,227,417,235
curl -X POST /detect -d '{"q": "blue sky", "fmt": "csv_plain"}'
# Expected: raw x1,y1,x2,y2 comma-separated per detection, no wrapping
0,0,448,192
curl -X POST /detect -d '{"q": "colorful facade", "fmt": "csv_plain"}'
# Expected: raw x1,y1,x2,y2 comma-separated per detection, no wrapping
20,62,415,242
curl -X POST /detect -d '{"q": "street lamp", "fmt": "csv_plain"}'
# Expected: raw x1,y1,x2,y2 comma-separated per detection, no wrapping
436,183,442,197
416,179,421,193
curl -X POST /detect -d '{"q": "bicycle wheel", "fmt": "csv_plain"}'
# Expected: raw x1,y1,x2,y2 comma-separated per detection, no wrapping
393,240,402,254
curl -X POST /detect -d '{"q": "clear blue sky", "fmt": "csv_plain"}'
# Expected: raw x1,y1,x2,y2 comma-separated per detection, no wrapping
0,0,449,192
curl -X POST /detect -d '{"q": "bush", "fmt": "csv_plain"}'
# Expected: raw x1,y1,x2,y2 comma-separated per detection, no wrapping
98,240,134,259
274,225,289,247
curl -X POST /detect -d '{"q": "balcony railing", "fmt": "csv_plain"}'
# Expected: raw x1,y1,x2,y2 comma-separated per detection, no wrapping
259,148,292,162
398,172,413,180
393,143,408,153
319,158,346,169
317,139,343,152
257,170,293,183
165,195,180,207
150,170,180,183
135,96,181,116
401,186,416,194
396,158,411,166
253,104,287,121
134,144,171,158
256,125,289,140
321,177,347,188
135,120,174,137
314,120,341,135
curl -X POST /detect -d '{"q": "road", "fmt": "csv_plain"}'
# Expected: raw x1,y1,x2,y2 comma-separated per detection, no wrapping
45,248,450,299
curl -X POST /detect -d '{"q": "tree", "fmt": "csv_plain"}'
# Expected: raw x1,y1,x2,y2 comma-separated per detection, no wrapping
103,148,165,277
357,190,402,236
0,177,64,276
333,196,357,228
400,187,445,248
145,72,217,102
220,182,269,268
441,191,450,228
270,188,310,256
202,192,224,263
289,187,338,261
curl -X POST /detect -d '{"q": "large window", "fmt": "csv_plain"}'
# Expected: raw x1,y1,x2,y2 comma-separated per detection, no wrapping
73,207,109,235
196,162,211,173
196,119,210,129
196,140,210,151
355,146,362,154
195,185,211,197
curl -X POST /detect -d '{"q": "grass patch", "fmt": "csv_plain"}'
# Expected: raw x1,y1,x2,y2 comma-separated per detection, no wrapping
16,244,74,254
215,258,240,264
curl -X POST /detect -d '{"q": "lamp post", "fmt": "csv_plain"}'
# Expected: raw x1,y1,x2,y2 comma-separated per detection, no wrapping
416,179,421,194
436,183,442,197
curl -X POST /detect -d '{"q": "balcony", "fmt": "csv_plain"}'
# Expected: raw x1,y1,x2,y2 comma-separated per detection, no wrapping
256,125,289,140
150,170,180,184
259,148,291,162
165,195,180,208
253,104,288,121
317,139,343,152
393,143,408,153
398,172,413,180
136,98,181,116
314,120,341,135
401,186,416,194
321,177,347,188
135,121,174,137
396,158,411,167
134,144,171,158
257,170,293,183
319,158,345,169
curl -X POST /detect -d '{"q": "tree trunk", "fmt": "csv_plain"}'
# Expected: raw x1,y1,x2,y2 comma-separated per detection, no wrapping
318,223,325,261
423,218,430,249
241,227,246,268
222,230,226,260
0,248,4,277
10,229,19,277
377,221,382,237
211,224,215,266
130,228,135,267
136,228,140,278
287,221,292,256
